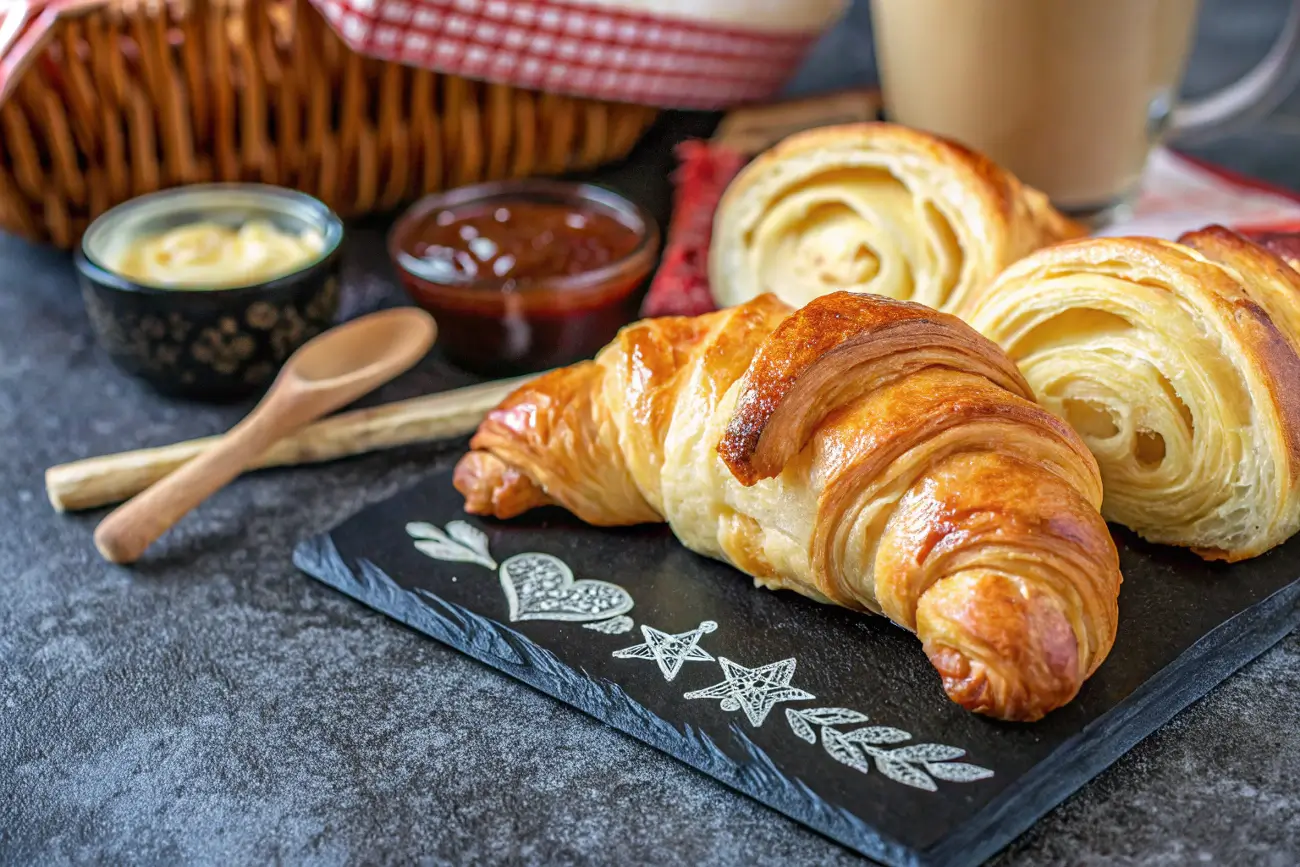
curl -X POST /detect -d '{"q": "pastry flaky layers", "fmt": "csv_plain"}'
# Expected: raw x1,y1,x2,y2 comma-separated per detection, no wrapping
959,226,1300,562
455,293,1122,721
708,123,1084,314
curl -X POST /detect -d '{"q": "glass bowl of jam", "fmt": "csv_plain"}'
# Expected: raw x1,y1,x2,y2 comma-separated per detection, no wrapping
389,179,659,375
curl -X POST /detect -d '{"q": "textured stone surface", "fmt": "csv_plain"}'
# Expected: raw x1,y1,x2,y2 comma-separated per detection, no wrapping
3,1,1300,864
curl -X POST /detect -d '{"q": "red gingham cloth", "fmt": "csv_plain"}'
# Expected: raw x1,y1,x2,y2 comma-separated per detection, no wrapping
313,0,831,109
1,0,838,109
640,141,1300,319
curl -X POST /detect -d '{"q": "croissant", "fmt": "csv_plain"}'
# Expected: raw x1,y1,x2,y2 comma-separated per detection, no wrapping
708,123,1084,314
456,292,1122,721
959,226,1300,562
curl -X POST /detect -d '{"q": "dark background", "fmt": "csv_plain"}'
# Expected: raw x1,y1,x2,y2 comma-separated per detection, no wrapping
3,1,1299,865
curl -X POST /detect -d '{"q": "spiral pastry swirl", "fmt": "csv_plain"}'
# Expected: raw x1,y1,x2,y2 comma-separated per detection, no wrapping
708,123,1082,314
960,226,1300,561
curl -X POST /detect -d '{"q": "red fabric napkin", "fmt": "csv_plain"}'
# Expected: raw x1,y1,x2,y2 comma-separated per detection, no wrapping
640,140,747,318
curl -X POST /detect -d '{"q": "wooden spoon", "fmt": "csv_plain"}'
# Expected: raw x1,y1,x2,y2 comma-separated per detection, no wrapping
93,307,437,564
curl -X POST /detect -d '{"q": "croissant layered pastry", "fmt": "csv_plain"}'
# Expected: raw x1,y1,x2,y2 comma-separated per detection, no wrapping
708,123,1084,314
456,292,1123,721
959,226,1300,562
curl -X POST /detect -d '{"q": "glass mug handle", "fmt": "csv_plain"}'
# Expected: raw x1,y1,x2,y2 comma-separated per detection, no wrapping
1171,0,1300,144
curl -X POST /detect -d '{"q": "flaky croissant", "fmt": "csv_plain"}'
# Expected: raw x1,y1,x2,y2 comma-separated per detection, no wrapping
708,123,1084,314
959,226,1300,562
456,292,1122,721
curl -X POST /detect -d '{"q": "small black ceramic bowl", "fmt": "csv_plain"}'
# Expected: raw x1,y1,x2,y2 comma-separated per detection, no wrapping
76,184,344,401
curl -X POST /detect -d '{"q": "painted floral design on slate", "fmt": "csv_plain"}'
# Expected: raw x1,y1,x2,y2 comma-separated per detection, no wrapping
613,621,717,681
684,656,815,727
409,516,994,792
407,521,497,570
407,522,633,625
498,553,635,623
786,708,994,791
583,615,636,635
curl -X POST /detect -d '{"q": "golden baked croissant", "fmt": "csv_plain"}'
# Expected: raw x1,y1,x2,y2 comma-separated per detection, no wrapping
708,123,1084,314
456,292,1122,722
959,226,1300,562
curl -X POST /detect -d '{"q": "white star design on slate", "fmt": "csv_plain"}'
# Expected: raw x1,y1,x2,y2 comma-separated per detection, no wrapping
683,657,815,727
612,620,717,681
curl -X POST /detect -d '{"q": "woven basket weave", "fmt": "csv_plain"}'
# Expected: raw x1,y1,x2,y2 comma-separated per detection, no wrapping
0,0,659,247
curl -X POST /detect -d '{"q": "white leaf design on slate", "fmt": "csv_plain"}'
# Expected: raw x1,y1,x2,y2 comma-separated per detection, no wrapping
840,726,912,745
786,707,869,744
780,692,992,792
925,761,995,782
412,539,480,565
583,615,636,634
785,709,817,744
875,757,938,792
407,521,497,570
889,743,965,763
822,727,873,774
446,521,493,562
406,522,446,541
801,708,870,726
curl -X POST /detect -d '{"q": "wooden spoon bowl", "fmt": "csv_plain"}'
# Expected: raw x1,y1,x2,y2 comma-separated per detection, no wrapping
93,307,437,564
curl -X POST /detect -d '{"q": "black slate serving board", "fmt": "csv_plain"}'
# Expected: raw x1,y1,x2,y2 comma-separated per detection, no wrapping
295,469,1300,867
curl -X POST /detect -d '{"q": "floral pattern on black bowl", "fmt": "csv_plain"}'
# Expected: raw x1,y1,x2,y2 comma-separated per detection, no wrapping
75,185,344,401
78,270,341,400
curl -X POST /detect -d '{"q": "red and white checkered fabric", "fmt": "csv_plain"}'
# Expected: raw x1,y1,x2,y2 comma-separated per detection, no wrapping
310,0,841,109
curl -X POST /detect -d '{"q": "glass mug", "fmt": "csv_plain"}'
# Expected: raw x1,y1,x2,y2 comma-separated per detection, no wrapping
870,0,1300,223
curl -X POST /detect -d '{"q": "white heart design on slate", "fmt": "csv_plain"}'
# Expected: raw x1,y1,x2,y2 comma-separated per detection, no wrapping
498,553,634,623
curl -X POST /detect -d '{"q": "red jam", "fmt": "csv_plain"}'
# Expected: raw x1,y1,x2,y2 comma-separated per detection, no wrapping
401,202,643,285
390,181,658,376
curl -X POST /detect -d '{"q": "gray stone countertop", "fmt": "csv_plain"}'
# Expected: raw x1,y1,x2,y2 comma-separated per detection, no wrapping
3,1,1300,864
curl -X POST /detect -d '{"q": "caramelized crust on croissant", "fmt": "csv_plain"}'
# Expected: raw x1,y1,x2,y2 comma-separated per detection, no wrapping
708,123,1084,314
456,292,1122,721
960,225,1300,561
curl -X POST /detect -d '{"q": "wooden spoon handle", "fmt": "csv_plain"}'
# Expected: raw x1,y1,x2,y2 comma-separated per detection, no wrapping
93,411,296,564
47,375,536,512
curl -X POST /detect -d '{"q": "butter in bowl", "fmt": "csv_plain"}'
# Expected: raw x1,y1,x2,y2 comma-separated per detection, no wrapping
75,184,344,401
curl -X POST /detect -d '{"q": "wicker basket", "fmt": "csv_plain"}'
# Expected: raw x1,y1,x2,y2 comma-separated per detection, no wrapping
0,0,660,247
